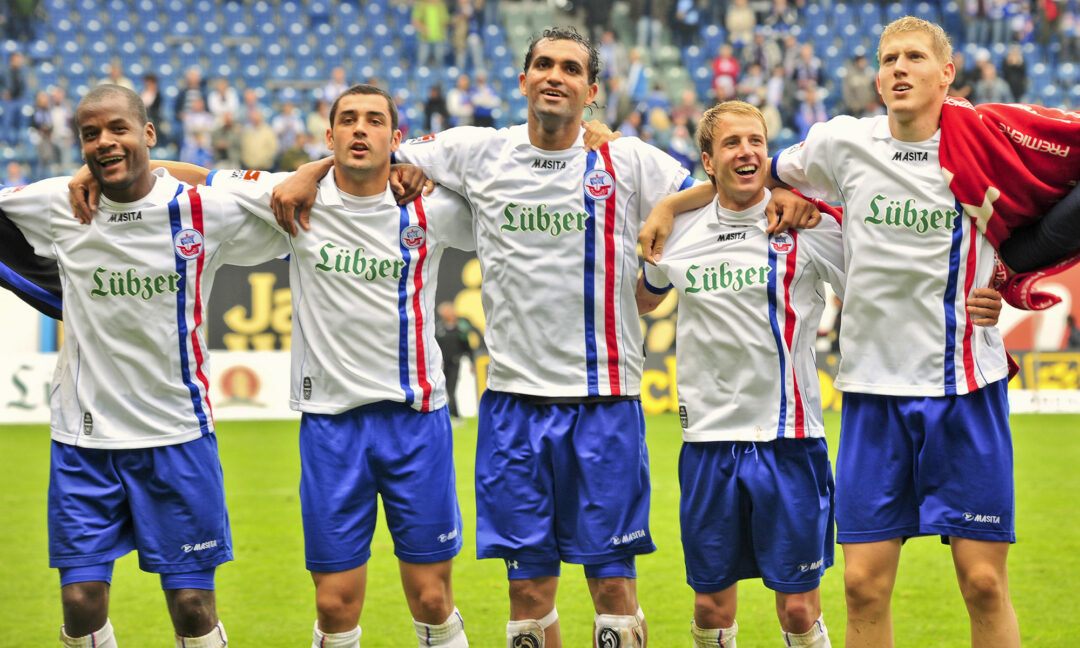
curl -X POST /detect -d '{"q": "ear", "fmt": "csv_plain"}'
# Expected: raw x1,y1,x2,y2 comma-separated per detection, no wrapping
701,150,715,178
325,126,333,151
586,81,599,106
390,128,402,153
941,60,956,87
519,72,527,97
144,122,157,148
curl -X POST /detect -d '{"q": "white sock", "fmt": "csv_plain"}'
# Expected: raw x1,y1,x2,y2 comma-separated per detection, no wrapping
692,618,737,648
60,619,118,648
312,621,361,648
414,607,468,647
782,615,831,647
175,621,228,647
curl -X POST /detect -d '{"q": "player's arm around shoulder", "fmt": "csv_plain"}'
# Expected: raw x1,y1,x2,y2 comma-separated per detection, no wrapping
421,185,476,253
1,176,72,251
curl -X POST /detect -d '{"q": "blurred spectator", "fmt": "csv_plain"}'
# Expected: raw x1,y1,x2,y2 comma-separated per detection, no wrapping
140,74,163,125
760,98,783,139
949,51,976,100
670,89,703,138
1001,44,1028,102
781,32,801,75
965,0,990,44
604,76,634,127
792,43,824,92
48,86,76,170
241,109,278,170
626,47,650,104
413,0,451,67
180,97,214,163
435,302,476,423
1062,4,1080,60
321,67,348,103
726,0,757,46
424,84,450,134
842,51,877,117
471,70,500,128
712,43,741,101
973,61,1013,103
630,0,669,57
29,90,60,177
479,0,498,27
598,29,627,82
582,0,610,38
4,160,28,185
452,0,484,71
988,0,1010,43
4,0,37,42
743,27,782,71
207,78,239,127
762,0,798,31
307,99,330,140
173,67,207,124
737,63,767,105
618,110,644,138
241,87,271,121
271,101,306,153
99,61,134,90
393,89,412,140
212,111,243,168
643,83,671,115
1,51,27,102
672,0,702,49
666,122,696,174
278,133,313,172
765,63,792,114
447,74,474,127
1039,0,1065,48
1066,314,1080,350
794,85,828,139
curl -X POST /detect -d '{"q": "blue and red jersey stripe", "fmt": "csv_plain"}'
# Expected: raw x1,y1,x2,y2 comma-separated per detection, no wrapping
396,201,434,411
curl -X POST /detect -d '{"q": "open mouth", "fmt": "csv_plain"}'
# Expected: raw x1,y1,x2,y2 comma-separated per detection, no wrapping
98,155,124,170
541,88,566,99
892,83,913,94
349,142,369,155
735,164,757,177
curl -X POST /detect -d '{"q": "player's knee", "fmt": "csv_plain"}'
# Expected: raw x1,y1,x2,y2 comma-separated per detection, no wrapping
776,596,820,634
842,565,889,611
167,589,217,636
508,580,554,614
413,581,453,623
592,577,634,613
315,587,362,625
60,582,109,627
956,564,1009,611
693,597,735,629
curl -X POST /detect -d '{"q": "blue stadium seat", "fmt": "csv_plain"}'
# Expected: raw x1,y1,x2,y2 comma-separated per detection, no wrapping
177,42,200,70
833,2,854,30
213,63,232,79
1058,62,1079,85
164,0,187,23
884,2,906,22
1040,84,1060,106
309,1,331,23
912,2,940,23
1068,84,1080,109
858,2,882,29
222,1,243,26
27,39,52,62
280,1,303,25
701,24,725,55
803,3,825,30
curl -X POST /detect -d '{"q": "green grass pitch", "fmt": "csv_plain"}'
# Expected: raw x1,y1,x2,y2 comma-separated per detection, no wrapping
2,413,1077,646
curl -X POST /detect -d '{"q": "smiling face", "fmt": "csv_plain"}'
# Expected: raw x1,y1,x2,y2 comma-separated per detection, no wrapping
519,37,598,134
327,91,401,195
701,112,768,211
78,93,156,203
876,28,954,141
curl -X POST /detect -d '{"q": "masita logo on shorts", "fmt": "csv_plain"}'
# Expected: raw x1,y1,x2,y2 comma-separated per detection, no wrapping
963,511,1002,524
799,557,824,572
437,528,459,543
610,529,646,545
182,540,218,553
174,228,205,260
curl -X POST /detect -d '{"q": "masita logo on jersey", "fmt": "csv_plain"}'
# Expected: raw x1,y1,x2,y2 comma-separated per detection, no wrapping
891,150,929,162
866,195,959,234
106,210,142,223
584,169,615,201
174,228,205,260
770,232,794,254
400,224,426,249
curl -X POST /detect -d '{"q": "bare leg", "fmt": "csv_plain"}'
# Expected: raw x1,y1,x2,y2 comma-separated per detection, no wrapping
842,539,902,648
950,538,1020,648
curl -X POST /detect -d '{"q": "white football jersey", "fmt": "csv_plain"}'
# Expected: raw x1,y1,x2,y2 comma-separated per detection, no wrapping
0,170,286,448
772,116,1008,396
208,169,474,414
644,191,846,442
397,125,693,398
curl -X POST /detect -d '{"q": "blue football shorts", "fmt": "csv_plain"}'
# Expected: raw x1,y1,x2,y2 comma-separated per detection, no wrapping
475,391,655,566
836,379,1014,543
299,401,463,573
680,438,834,594
48,435,232,575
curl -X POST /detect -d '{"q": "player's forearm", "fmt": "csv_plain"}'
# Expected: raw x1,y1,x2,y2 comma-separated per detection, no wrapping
998,183,1080,273
635,274,665,314
664,182,715,215
150,160,210,186
295,156,334,184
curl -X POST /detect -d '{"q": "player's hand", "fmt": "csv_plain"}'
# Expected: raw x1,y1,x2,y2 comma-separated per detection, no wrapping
639,202,676,263
582,119,620,151
968,287,1004,326
390,164,430,204
68,165,100,224
766,187,821,234
272,158,330,236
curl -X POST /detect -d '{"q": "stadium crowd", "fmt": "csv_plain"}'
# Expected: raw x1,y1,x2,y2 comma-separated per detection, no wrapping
2,0,1079,185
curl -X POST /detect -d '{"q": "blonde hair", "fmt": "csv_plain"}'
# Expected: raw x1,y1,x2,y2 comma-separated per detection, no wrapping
697,100,768,157
878,16,953,64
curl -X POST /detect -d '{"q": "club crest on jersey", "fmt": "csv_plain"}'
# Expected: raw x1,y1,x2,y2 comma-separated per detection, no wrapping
174,228,205,260
400,225,426,249
769,232,794,254
584,169,615,201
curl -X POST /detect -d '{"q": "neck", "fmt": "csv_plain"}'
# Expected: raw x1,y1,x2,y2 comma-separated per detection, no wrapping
889,104,943,142
103,173,155,204
716,189,765,213
333,165,389,198
527,114,580,151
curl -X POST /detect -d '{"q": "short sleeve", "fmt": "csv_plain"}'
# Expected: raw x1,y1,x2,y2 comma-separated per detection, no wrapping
0,178,68,258
395,126,492,196
624,139,695,221
423,186,475,252
205,168,287,232
771,118,843,203
642,261,672,293
800,215,847,299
